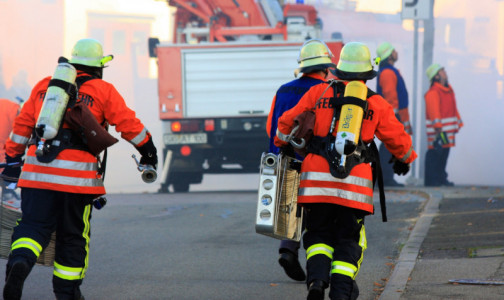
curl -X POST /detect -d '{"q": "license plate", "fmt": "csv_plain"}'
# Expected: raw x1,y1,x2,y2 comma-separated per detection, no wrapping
164,133,208,145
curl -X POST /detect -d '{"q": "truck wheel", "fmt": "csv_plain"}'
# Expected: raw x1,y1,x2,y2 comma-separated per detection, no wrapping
172,181,190,193
158,183,170,194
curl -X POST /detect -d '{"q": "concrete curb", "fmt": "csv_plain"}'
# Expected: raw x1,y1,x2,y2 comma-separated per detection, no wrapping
378,191,443,300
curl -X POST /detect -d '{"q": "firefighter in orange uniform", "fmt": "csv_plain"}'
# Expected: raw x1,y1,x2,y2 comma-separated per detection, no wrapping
1,38,158,300
376,42,412,187
424,63,463,187
275,42,417,300
0,99,21,201
0,99,20,171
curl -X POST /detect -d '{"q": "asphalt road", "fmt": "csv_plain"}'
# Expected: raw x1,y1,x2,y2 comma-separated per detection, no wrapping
0,189,426,300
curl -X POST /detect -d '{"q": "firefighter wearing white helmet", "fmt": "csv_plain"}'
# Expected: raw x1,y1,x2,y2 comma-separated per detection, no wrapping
1,38,158,300
424,63,463,186
375,41,412,187
266,39,336,282
274,41,417,299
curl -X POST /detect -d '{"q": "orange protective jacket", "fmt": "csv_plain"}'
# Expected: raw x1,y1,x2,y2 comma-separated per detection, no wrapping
424,82,463,149
378,68,412,134
0,99,20,167
5,72,151,196
275,80,417,214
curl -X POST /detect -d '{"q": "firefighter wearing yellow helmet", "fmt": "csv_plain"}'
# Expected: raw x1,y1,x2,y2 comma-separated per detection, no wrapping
1,38,158,299
266,39,336,283
375,41,412,187
274,41,417,299
294,39,336,77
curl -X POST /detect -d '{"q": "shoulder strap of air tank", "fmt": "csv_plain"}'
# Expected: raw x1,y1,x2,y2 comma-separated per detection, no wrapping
367,87,377,98
67,75,95,108
74,75,109,179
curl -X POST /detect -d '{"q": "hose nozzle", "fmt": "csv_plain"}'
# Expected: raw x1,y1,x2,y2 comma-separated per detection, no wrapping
132,154,157,183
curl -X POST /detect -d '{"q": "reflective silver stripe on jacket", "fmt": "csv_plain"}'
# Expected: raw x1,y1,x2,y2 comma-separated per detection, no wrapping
9,133,30,145
426,118,441,125
25,156,98,171
399,147,414,162
300,172,373,189
426,116,458,125
426,123,459,133
275,128,290,142
21,172,103,187
130,127,148,146
299,187,373,205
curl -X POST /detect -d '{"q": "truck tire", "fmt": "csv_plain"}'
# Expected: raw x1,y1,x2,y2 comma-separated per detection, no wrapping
172,181,190,193
158,183,170,194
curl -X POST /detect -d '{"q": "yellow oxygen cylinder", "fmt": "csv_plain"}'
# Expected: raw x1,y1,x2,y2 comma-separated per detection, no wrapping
334,81,368,172
35,60,77,157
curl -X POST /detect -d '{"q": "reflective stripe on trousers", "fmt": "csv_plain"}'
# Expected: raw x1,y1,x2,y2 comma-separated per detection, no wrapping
53,204,91,281
331,221,367,280
306,243,334,260
11,238,43,257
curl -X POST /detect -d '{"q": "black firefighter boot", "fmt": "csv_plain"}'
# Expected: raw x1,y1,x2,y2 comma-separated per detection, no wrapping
307,279,328,300
53,277,85,300
328,274,359,300
306,254,331,300
3,258,32,300
278,250,306,281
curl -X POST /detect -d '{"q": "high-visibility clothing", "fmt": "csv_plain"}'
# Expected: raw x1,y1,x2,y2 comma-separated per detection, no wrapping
5,71,151,195
424,82,463,149
0,99,20,167
10,187,92,298
275,80,417,214
266,73,326,156
377,65,412,134
303,204,366,298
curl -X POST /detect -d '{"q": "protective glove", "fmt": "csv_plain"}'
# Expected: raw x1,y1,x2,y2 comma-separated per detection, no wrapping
1,154,23,182
135,137,158,170
389,156,410,176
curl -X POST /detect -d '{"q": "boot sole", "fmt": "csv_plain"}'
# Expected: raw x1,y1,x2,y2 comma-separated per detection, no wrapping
3,261,30,300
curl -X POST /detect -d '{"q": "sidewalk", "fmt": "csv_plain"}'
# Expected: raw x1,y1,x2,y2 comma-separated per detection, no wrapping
380,185,504,300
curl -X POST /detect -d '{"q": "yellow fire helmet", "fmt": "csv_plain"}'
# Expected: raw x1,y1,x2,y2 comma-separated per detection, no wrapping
69,38,114,68
426,63,443,81
295,39,336,77
334,42,377,80
376,41,395,61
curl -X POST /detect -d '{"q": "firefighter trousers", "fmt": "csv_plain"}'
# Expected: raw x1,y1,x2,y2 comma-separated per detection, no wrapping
303,203,367,300
424,147,450,186
7,187,93,300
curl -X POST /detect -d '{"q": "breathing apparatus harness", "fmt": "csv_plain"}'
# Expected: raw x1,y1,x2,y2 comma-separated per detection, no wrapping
32,65,110,180
305,80,387,221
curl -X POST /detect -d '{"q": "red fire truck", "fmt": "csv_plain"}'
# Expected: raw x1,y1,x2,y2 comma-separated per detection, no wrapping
150,0,342,192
